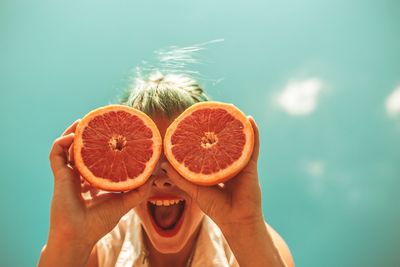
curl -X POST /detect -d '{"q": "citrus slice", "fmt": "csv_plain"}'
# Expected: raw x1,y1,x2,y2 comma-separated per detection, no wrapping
74,105,162,191
164,101,254,186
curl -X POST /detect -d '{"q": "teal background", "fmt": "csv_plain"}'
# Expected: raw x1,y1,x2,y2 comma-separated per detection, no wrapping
1,0,399,266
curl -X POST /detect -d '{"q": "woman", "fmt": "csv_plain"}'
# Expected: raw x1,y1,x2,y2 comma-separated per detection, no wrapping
38,72,295,267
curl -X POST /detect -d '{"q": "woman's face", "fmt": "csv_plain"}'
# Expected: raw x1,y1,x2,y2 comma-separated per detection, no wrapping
134,115,205,254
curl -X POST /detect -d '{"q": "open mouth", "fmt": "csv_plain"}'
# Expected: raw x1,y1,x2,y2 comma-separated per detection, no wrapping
147,198,186,237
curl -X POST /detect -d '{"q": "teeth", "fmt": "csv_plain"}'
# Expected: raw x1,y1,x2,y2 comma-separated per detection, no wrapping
149,199,183,206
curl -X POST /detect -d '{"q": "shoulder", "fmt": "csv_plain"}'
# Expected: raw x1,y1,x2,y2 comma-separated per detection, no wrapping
266,223,295,267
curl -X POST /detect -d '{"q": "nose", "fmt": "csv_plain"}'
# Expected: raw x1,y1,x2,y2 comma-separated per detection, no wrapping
152,154,173,188
153,175,173,188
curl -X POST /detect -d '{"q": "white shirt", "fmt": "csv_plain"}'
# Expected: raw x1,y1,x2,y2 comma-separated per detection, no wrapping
96,210,239,267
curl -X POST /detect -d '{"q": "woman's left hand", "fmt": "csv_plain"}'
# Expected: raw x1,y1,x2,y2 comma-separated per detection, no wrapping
162,116,263,229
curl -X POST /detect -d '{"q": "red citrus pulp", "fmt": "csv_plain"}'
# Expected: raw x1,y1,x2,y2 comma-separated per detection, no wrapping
164,101,254,185
73,105,162,191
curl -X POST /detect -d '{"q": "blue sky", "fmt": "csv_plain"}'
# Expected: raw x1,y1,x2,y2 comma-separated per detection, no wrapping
1,1,399,266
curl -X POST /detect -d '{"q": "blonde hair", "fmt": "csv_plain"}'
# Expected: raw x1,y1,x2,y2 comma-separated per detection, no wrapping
120,71,209,117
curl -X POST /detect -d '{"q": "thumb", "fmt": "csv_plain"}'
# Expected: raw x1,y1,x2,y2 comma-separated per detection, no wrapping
160,162,199,199
90,179,152,220
161,162,225,216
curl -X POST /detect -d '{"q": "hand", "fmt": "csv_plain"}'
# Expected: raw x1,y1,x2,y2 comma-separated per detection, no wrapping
48,120,152,247
162,117,294,267
162,116,263,229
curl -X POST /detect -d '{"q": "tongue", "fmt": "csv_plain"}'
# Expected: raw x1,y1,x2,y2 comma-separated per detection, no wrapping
154,204,181,229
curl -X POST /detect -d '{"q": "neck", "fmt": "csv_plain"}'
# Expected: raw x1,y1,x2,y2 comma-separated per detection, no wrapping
143,224,202,267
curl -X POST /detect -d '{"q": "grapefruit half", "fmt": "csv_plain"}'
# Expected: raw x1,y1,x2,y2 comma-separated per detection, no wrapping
164,101,254,186
74,105,162,191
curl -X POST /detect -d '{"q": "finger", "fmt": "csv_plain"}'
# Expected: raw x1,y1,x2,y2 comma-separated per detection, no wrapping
81,180,97,194
62,119,81,136
82,182,91,193
80,179,103,201
49,133,75,175
50,133,83,199
68,141,75,166
161,162,224,209
53,167,83,203
248,116,260,162
62,120,80,165
81,182,93,200
89,187,100,199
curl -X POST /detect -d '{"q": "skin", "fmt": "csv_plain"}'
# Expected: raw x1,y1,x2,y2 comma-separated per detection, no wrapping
134,116,205,267
38,119,153,267
159,115,294,267
38,115,295,267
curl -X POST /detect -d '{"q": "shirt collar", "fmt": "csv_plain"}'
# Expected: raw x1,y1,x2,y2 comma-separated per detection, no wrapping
128,213,232,267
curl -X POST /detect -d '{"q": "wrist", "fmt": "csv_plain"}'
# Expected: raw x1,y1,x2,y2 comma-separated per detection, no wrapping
48,222,99,247
220,215,266,239
39,237,94,267
219,217,287,267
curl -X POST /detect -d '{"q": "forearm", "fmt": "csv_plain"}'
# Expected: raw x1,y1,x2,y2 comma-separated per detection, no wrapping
221,217,287,267
37,237,94,267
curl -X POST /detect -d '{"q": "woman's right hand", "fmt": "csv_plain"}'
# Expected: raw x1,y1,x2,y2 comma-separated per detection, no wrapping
41,120,151,266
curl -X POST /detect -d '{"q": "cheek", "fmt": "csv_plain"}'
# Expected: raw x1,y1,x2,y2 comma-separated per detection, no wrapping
134,203,148,225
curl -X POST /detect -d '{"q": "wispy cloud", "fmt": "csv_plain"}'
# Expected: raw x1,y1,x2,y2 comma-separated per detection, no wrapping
302,161,363,206
305,160,325,177
276,78,324,116
385,86,400,118
303,160,325,195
